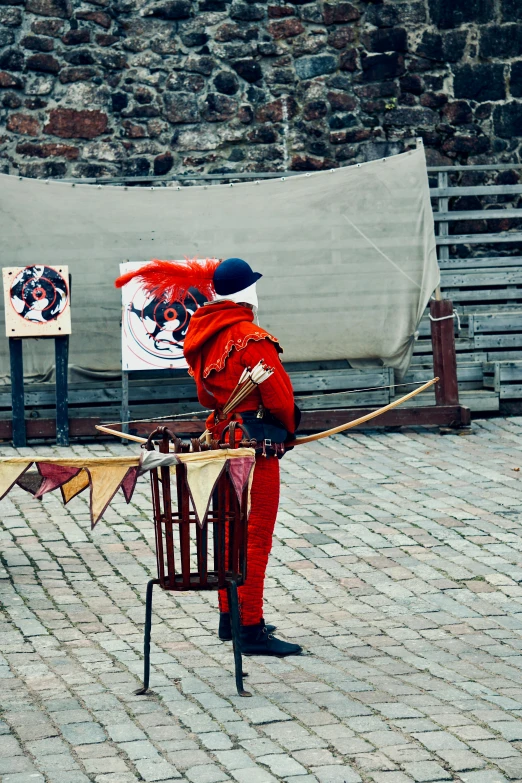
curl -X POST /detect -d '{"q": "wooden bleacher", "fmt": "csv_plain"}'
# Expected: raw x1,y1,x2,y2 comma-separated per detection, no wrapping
400,162,522,414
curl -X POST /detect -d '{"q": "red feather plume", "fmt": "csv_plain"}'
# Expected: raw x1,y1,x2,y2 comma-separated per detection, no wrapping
115,257,221,303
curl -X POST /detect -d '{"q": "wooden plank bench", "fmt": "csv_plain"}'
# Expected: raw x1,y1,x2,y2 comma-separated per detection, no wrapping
400,362,484,391
289,366,392,408
484,361,522,399
423,162,522,410
469,313,522,352
391,389,498,412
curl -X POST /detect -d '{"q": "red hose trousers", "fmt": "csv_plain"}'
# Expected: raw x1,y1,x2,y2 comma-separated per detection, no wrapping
219,455,280,626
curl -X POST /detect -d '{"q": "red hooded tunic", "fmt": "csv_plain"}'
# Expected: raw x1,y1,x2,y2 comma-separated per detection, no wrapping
183,301,297,436
183,300,296,625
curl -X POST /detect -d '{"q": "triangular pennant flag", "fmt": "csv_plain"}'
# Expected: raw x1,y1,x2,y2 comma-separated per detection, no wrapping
17,470,45,497
247,464,255,517
0,461,32,500
121,467,139,503
61,469,90,505
86,464,135,527
228,457,255,505
185,458,226,528
35,464,81,499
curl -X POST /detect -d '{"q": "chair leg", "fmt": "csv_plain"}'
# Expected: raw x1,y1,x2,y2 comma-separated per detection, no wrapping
135,578,160,695
227,581,251,697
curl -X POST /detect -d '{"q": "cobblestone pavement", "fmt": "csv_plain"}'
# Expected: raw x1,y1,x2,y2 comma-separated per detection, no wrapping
2,419,522,783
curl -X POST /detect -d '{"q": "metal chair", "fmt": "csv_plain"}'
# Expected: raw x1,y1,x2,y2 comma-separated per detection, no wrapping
135,427,252,697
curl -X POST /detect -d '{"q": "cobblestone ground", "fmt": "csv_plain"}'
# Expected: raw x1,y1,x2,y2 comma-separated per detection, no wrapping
2,419,522,783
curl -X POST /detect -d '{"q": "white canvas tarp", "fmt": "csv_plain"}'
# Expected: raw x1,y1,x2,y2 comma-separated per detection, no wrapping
0,146,439,382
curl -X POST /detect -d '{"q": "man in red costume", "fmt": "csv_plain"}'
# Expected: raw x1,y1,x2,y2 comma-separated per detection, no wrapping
116,258,302,657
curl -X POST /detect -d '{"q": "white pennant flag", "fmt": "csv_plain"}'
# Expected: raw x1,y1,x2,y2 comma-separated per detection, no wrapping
185,458,226,527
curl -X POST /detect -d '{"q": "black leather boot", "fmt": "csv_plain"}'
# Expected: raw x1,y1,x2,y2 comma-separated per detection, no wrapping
219,613,276,642
239,622,302,657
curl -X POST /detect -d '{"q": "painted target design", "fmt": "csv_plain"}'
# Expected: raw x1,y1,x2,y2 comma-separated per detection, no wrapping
122,285,207,370
10,265,69,324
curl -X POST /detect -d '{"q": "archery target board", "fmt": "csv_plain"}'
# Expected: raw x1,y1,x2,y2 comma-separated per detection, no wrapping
3,265,71,338
120,261,211,372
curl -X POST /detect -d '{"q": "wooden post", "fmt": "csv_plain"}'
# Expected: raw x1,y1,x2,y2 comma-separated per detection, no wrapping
55,335,69,446
9,338,26,447
430,298,459,406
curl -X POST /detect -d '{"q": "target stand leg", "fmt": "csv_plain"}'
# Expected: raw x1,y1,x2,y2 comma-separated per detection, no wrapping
121,370,130,439
9,338,26,448
55,336,69,447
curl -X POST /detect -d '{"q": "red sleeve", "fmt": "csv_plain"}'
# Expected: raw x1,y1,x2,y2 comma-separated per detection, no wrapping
239,338,296,433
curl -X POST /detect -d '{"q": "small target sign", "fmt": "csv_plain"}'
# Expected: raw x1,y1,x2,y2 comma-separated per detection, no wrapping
3,265,71,337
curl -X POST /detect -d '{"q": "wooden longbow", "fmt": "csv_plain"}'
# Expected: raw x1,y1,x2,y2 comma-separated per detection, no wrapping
95,377,438,448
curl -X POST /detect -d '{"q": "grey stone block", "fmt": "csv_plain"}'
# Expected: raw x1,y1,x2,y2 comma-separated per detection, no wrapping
403,762,452,782
38,773,90,783
25,738,69,756
134,758,181,781
459,772,509,783
0,735,23,755
436,750,486,771
215,750,256,770
106,723,146,742
257,754,307,777
468,740,520,759
311,766,362,783
51,710,93,726
239,707,292,725
118,740,160,759
185,764,230,783
61,723,107,745
412,732,467,752
0,758,39,775
231,769,277,783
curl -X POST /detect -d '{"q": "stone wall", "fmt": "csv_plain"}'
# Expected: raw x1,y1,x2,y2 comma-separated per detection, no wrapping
0,0,521,179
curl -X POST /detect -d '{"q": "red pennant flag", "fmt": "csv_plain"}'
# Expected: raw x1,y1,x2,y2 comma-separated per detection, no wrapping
35,464,81,499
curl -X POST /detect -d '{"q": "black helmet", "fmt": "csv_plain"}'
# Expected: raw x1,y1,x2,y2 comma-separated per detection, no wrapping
213,258,262,296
